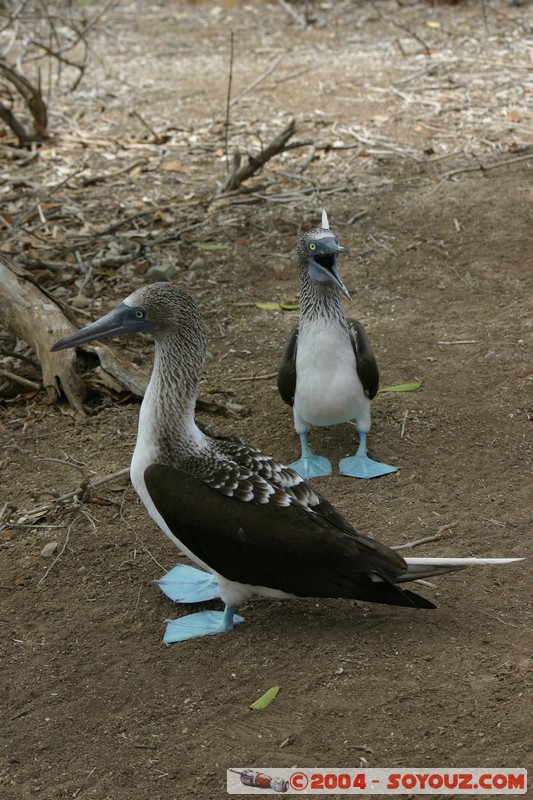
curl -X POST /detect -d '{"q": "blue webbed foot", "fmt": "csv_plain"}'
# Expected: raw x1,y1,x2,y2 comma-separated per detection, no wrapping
340,430,397,479
288,454,332,479
157,564,220,603
289,431,332,478
163,605,244,643
339,453,397,479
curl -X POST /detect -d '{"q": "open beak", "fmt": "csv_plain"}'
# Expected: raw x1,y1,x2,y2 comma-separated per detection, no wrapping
310,239,352,301
327,244,351,301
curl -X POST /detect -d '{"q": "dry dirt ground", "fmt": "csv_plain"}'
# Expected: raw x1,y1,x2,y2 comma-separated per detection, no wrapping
1,1,532,798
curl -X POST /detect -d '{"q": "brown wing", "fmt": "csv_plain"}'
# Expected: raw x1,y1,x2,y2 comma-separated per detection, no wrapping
277,326,299,407
144,463,435,608
347,318,379,399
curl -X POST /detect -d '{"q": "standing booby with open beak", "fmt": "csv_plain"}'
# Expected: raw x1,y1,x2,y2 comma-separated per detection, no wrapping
278,210,397,479
51,284,521,643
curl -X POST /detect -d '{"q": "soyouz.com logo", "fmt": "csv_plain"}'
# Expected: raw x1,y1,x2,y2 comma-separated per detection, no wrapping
227,767,527,794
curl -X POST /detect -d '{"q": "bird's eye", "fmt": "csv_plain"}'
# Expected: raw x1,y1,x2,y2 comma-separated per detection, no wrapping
309,243,316,251
135,309,145,319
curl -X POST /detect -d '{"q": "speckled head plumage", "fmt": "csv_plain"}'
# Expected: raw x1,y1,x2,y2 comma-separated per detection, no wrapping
51,282,206,357
51,282,208,460
124,283,206,345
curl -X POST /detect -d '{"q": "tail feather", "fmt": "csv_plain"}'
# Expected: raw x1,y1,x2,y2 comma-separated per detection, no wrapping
396,557,523,583
357,582,436,610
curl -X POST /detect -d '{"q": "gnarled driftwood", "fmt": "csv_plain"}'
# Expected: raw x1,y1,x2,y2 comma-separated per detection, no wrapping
0,257,148,415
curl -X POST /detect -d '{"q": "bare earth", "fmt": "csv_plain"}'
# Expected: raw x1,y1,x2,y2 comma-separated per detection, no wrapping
1,2,532,798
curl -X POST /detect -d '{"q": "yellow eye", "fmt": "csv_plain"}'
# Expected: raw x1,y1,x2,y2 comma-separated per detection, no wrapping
135,309,145,319
309,242,316,251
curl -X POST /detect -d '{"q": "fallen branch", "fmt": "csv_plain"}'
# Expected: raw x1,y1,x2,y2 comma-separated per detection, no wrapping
217,119,296,195
0,368,40,391
0,256,148,414
0,257,246,417
0,256,86,413
9,468,130,524
0,58,47,144
0,101,32,146
430,151,533,195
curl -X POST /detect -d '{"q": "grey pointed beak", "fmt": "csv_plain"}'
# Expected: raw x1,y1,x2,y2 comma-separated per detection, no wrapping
331,270,352,303
330,242,350,257
330,261,352,302
311,239,352,301
50,303,155,352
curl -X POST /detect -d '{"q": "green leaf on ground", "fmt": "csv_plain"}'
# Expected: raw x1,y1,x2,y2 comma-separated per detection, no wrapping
256,302,299,311
250,686,280,710
378,381,422,393
196,243,229,251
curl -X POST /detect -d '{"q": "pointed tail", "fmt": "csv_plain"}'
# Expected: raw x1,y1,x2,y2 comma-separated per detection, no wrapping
396,557,524,583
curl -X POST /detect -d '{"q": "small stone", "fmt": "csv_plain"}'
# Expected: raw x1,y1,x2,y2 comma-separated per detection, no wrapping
145,264,178,281
41,542,59,558
273,263,289,280
189,257,205,271
71,294,90,309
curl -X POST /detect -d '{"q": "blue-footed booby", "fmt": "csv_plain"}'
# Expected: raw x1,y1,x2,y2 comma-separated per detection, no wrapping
51,283,522,643
278,210,396,479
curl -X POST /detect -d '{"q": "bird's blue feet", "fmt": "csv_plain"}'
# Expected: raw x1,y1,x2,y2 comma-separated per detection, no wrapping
163,605,244,643
339,431,397,479
157,564,221,603
339,453,397,479
289,431,332,478
289,454,332,479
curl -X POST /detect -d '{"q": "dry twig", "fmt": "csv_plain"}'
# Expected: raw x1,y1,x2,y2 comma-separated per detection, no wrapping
430,152,533,194
371,3,431,56
12,468,130,523
229,54,284,109
231,371,277,382
36,513,82,586
217,118,297,195
224,31,235,173
0,57,47,144
0,368,40,391
393,523,457,551
277,0,307,29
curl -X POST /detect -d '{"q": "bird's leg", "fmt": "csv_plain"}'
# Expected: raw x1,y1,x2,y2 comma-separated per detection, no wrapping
162,604,245,643
157,563,220,603
288,431,332,479
339,431,397,479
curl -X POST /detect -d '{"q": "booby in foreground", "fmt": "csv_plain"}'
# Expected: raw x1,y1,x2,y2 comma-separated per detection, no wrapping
278,210,396,479
51,284,521,643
